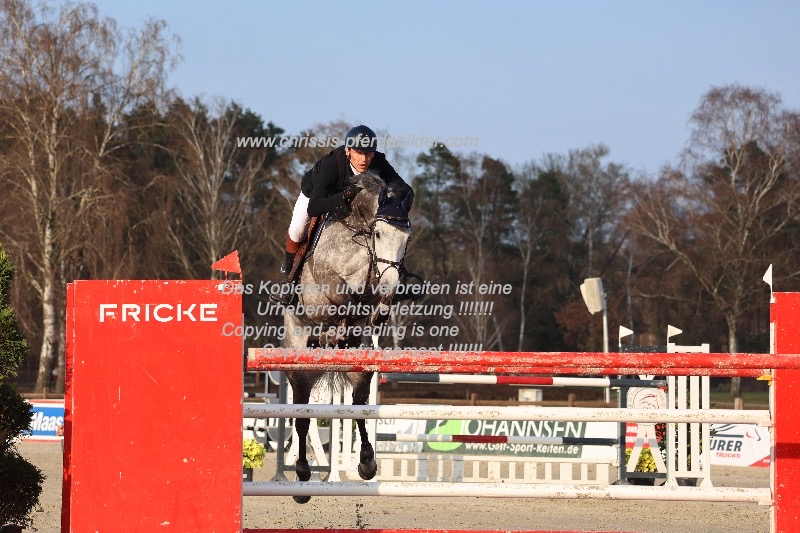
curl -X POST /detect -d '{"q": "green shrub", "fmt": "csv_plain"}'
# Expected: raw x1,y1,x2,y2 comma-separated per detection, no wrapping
0,243,43,528
0,248,26,382
0,382,33,451
0,450,43,528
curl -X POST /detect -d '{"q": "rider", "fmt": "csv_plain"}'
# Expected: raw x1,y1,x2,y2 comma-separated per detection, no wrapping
274,125,414,303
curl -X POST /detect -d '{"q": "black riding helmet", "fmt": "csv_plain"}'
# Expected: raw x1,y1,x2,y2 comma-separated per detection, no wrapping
345,125,378,152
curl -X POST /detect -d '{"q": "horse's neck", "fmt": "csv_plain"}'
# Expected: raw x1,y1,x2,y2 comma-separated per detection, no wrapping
310,221,373,286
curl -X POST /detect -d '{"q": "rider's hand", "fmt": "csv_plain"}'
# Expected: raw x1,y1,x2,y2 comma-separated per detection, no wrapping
332,203,351,219
342,185,362,202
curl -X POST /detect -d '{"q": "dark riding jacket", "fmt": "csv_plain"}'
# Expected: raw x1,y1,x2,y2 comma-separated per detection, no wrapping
300,146,412,217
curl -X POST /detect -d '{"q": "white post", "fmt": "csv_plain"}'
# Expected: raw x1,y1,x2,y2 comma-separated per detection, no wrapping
666,326,711,487
580,277,609,403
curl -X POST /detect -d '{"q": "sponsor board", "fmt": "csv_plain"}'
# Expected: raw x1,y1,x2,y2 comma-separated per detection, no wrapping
709,423,770,467
377,418,770,466
376,414,616,460
626,422,770,467
22,399,64,442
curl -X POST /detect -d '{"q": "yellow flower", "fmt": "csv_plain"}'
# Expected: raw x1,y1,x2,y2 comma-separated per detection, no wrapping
243,438,266,469
625,447,658,472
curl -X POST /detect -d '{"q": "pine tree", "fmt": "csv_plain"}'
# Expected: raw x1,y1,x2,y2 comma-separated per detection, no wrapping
0,245,44,528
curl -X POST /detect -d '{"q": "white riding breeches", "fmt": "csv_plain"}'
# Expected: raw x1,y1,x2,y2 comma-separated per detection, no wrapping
288,192,311,244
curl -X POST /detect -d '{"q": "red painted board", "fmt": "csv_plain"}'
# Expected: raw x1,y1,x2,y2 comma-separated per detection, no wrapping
772,292,800,532
62,280,242,533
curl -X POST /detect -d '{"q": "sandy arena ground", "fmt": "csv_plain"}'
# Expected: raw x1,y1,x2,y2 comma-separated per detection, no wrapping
18,440,771,533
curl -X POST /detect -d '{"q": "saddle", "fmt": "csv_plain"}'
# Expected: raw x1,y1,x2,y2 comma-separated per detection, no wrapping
285,215,325,282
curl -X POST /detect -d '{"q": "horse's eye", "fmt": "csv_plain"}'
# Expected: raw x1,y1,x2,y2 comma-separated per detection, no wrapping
374,231,381,239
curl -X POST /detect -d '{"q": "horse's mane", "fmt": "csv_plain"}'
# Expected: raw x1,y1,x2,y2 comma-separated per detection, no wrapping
347,171,385,216
349,170,384,195
347,171,411,223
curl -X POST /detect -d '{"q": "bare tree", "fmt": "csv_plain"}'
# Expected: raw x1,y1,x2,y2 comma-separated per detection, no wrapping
510,164,549,351
166,99,267,278
550,145,630,279
0,0,175,392
447,155,516,350
628,85,800,396
536,146,630,351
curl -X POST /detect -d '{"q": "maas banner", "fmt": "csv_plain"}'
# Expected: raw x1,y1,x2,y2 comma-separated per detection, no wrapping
23,399,64,442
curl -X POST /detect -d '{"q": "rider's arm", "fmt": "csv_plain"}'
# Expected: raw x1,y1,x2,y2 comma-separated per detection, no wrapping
306,157,347,217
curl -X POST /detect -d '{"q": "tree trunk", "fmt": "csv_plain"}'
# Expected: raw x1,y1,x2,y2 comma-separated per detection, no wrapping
517,259,529,351
34,265,56,393
727,315,741,399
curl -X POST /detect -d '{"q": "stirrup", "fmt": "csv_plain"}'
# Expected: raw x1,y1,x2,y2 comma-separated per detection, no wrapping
269,280,297,305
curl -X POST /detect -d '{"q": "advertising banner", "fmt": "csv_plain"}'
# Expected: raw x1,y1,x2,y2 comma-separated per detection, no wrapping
23,399,65,442
377,417,770,467
626,422,770,467
63,280,243,533
376,415,617,461
709,423,770,467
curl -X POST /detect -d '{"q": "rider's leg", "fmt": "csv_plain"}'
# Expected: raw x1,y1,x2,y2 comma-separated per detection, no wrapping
271,194,310,305
282,193,311,278
281,235,301,275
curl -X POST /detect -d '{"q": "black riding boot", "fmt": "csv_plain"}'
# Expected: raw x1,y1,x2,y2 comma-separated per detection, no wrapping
271,251,297,305
280,251,296,276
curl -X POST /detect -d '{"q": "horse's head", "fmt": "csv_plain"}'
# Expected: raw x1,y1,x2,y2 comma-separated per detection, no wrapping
344,171,412,299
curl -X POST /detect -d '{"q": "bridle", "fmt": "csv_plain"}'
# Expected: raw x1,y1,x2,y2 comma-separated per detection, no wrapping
339,215,413,291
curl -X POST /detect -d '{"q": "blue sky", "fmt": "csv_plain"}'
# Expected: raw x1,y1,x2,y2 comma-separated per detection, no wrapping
94,1,800,177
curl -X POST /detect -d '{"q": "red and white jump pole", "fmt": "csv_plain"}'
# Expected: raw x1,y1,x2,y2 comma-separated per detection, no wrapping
248,347,783,377
374,433,618,447
380,373,664,388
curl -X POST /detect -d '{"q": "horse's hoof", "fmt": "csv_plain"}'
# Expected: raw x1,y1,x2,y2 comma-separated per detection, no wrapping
357,459,377,480
295,459,311,482
293,495,312,504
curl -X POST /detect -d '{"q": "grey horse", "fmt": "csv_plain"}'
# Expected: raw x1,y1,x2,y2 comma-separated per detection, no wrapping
283,170,412,503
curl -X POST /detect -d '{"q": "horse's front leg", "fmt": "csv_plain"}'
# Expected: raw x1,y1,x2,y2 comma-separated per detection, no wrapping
351,371,377,480
286,373,314,504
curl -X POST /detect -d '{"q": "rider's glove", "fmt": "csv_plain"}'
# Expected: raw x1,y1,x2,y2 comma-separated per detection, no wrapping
332,202,351,219
342,185,362,202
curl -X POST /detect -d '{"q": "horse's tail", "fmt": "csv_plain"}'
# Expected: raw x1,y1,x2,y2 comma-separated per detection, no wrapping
322,372,354,394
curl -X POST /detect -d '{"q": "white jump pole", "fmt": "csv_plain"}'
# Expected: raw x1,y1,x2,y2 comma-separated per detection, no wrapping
243,480,771,503
244,403,770,426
